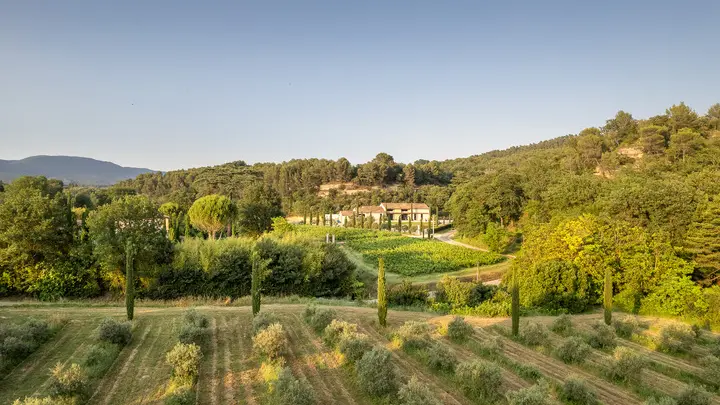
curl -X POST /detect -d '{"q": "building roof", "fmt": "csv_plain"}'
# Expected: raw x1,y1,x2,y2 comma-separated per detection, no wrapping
339,210,355,216
358,205,386,214
381,202,430,210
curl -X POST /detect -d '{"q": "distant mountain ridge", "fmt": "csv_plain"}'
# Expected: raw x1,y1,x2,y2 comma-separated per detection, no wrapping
0,155,154,186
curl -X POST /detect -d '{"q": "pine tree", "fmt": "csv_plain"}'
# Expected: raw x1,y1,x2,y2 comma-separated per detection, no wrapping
511,281,519,337
604,267,612,325
377,258,387,327
125,241,135,321
685,197,720,285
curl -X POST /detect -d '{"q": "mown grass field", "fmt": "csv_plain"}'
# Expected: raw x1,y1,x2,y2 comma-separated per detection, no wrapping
1,304,719,405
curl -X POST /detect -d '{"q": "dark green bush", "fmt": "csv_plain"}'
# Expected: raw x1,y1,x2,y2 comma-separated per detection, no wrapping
394,321,432,350
560,377,599,405
97,318,132,346
607,347,646,383
613,316,638,339
308,308,337,333
676,385,711,405
586,322,616,350
270,367,316,405
338,333,372,364
398,376,442,405
49,362,87,397
556,336,591,364
178,324,209,346
355,347,400,397
388,280,428,307
252,312,278,335
252,323,288,360
183,309,209,328
506,380,553,405
82,343,120,378
447,317,473,342
699,355,720,388
455,359,502,401
425,343,457,372
551,314,573,335
658,324,695,354
477,336,504,356
520,322,548,346
164,386,195,405
1,337,32,362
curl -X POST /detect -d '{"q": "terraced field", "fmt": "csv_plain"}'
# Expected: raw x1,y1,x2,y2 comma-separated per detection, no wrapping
0,305,718,405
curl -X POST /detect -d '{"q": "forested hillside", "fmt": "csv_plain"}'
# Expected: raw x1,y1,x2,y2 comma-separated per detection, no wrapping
112,102,720,320
1,102,718,326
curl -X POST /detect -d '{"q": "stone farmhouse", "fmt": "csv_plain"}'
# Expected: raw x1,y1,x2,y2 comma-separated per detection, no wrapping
336,202,431,225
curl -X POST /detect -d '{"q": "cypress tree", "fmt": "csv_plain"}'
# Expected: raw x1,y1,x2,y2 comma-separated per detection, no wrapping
420,217,424,238
398,215,402,233
125,241,135,321
184,214,191,240
303,212,307,225
377,258,387,327
344,217,348,228
251,251,261,316
435,207,439,227
511,281,519,337
387,215,392,231
317,213,321,227
604,268,612,325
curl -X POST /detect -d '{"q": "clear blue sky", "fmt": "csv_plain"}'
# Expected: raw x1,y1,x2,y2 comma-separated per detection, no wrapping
1,1,719,171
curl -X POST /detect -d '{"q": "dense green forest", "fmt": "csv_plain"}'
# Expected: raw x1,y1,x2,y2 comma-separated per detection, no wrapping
0,102,718,326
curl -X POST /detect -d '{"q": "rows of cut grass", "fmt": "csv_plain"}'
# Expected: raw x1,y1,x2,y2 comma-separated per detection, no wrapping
0,305,717,405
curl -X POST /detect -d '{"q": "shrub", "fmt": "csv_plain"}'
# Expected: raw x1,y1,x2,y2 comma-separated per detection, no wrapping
711,338,720,358
520,322,548,346
166,343,203,380
394,321,433,350
699,355,720,388
506,380,553,405
515,364,543,381
178,324,209,346
183,308,209,328
252,312,278,335
426,343,457,372
477,336,504,356
551,314,573,335
253,323,288,360
676,385,711,405
49,362,87,397
556,336,591,364
398,376,442,405
613,316,639,339
355,347,400,397
644,397,678,405
1,337,32,361
455,360,502,401
607,347,646,382
24,318,51,342
164,387,195,405
337,333,373,364
97,318,132,346
82,343,120,378
658,324,696,354
308,308,337,333
586,322,616,350
560,377,599,405
322,320,357,348
447,317,473,342
388,280,428,307
303,306,316,323
270,367,316,405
